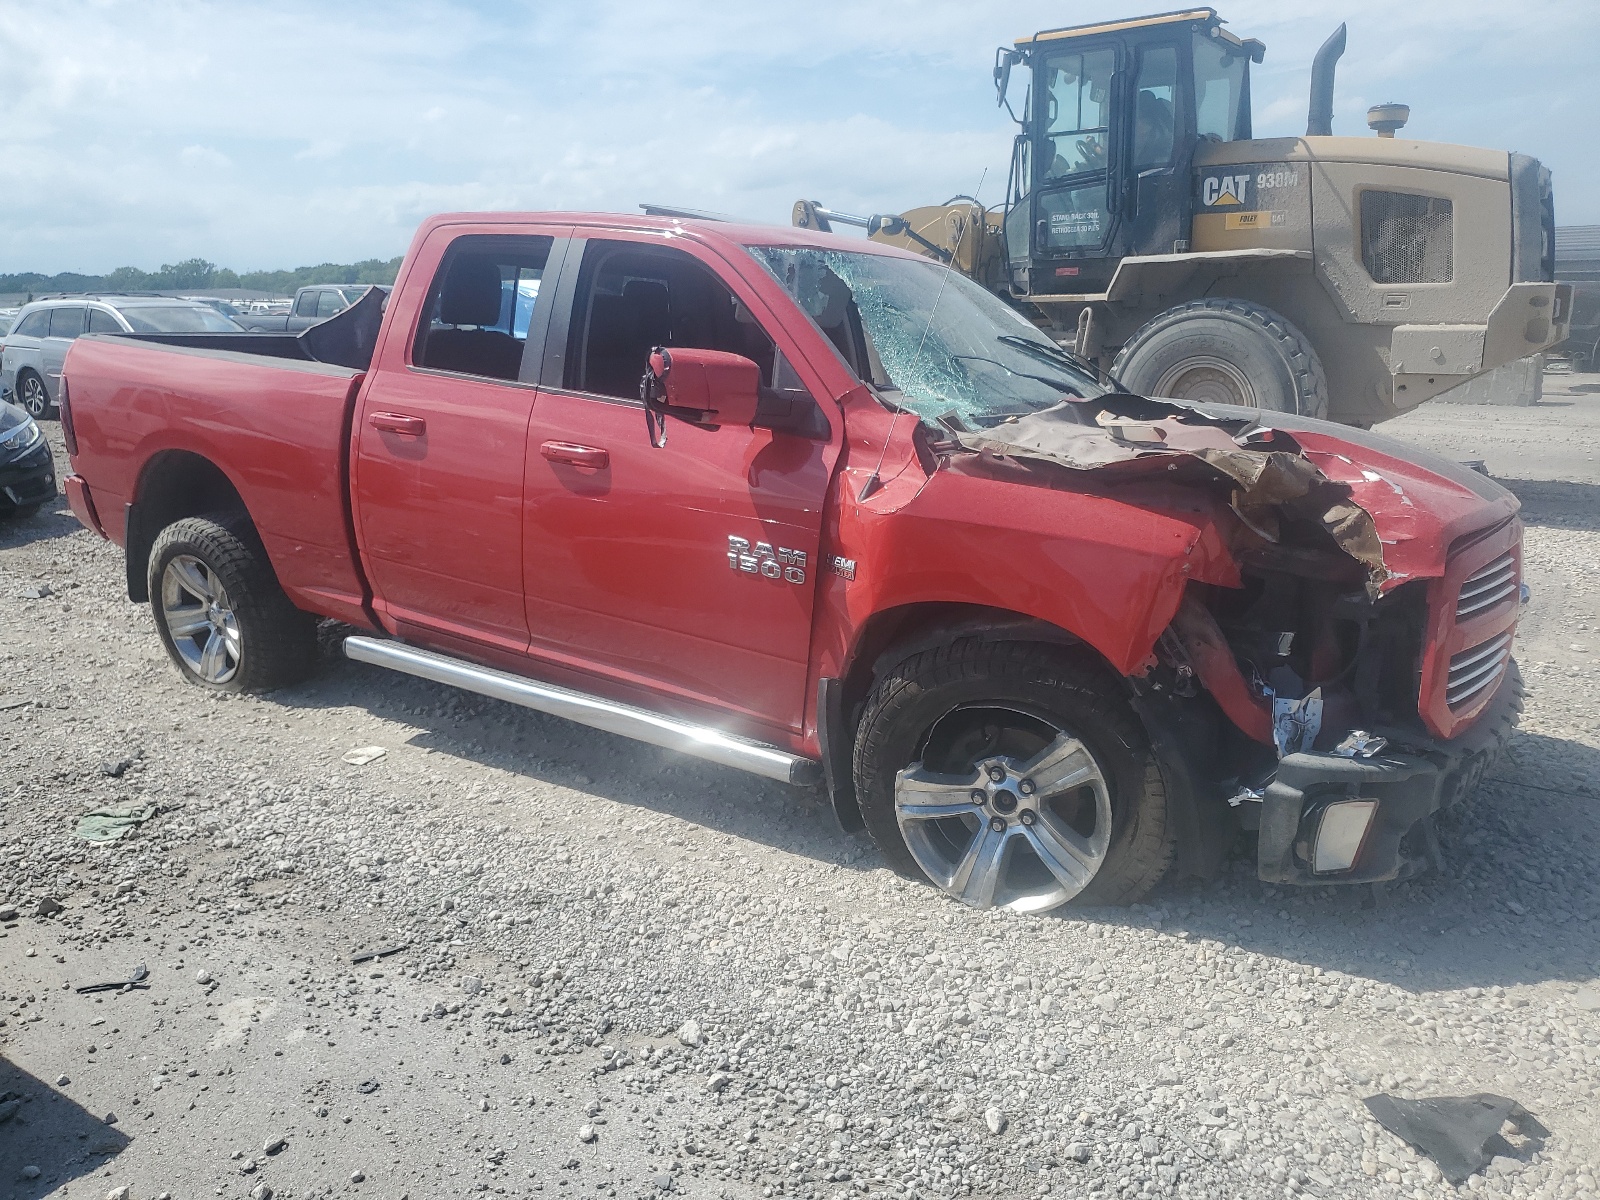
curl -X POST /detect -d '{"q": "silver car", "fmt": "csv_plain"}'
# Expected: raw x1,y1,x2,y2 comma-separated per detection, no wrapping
1,294,244,418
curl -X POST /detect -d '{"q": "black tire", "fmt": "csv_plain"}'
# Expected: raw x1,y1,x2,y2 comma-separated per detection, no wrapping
0,504,41,520
147,514,317,693
852,639,1174,911
17,370,53,420
1111,298,1329,418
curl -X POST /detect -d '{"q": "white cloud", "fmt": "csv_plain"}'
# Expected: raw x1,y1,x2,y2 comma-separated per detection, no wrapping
0,0,1594,273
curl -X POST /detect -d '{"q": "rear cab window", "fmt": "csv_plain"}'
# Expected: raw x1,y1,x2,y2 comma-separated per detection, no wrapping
413,234,554,383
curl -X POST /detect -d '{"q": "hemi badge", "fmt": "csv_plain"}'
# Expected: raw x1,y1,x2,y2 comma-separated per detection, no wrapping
830,556,857,581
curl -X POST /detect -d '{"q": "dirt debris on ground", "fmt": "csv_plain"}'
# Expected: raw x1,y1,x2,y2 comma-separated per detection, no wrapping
2,389,1599,1199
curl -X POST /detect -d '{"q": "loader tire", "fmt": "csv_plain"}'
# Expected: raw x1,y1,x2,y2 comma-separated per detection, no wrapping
1112,298,1329,418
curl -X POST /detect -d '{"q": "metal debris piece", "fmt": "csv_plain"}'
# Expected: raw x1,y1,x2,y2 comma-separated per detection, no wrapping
1332,730,1389,758
75,963,150,995
1271,688,1323,757
74,802,157,843
1226,786,1265,808
342,746,387,766
1362,1093,1547,1184
349,943,409,965
356,1079,380,1095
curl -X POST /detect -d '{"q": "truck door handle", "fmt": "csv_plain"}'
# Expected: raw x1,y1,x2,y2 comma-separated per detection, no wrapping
540,441,609,469
369,412,426,436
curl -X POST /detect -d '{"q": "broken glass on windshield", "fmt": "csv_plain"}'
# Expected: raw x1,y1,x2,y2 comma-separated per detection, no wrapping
747,245,1105,429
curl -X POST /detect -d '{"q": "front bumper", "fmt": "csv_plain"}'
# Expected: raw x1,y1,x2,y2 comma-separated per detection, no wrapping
1257,662,1522,885
0,440,56,511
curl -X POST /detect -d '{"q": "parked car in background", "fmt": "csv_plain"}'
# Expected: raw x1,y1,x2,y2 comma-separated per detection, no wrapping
235,284,390,333
181,296,246,320
0,397,55,518
0,294,244,417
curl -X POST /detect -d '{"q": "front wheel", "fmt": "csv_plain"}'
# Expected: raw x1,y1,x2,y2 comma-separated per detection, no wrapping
17,371,52,419
852,640,1175,913
148,514,317,693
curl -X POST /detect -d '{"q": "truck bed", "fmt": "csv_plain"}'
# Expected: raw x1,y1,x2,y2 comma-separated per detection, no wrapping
63,333,373,627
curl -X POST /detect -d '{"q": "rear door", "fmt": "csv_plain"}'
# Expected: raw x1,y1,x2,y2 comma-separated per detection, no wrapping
351,225,571,656
41,306,87,401
520,234,836,733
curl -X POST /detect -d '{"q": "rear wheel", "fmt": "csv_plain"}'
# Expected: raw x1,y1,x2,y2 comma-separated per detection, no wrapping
148,515,317,693
852,639,1174,912
1112,298,1328,418
17,371,51,419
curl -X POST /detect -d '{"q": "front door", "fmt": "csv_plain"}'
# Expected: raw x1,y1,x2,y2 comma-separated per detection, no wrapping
1031,43,1119,292
352,228,568,655
521,236,835,733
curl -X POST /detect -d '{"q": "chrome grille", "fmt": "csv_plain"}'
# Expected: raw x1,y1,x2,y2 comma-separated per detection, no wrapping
1360,191,1453,284
1447,632,1512,710
1456,552,1518,619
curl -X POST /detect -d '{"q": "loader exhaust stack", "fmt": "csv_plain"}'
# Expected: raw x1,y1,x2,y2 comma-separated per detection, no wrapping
1306,23,1347,136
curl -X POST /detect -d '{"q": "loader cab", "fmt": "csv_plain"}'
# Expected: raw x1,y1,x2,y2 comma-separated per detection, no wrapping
997,7,1263,298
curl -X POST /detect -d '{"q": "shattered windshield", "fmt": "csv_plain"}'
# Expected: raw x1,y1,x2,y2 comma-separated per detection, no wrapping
747,245,1105,429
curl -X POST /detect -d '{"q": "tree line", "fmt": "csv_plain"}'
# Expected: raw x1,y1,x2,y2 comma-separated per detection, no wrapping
0,256,404,298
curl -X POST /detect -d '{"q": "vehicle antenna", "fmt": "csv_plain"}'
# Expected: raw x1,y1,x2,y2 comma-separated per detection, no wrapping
857,170,986,502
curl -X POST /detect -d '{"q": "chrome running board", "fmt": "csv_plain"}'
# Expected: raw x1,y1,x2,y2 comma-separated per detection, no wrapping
342,635,820,786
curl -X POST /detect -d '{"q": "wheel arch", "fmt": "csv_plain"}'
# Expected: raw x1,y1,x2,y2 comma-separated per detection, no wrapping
126,450,254,602
821,601,1131,832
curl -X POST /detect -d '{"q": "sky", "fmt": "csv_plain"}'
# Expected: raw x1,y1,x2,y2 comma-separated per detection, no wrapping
1,0,1596,274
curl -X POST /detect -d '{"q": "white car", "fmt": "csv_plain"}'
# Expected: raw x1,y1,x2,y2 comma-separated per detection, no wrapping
1,294,243,418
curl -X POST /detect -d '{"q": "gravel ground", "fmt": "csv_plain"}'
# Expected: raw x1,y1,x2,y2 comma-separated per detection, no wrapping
3,387,1598,1200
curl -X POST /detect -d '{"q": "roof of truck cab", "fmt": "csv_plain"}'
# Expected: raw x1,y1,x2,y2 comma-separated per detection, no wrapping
1019,8,1241,47
416,212,933,260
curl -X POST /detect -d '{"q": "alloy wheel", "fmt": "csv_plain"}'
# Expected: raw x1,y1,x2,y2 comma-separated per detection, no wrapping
893,705,1113,913
19,375,49,418
160,555,242,685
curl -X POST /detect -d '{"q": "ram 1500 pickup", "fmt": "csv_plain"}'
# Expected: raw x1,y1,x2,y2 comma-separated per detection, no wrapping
59,212,1524,913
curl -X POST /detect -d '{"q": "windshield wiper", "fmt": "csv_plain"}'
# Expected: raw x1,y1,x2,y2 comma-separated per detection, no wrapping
995,334,1105,380
951,354,1082,394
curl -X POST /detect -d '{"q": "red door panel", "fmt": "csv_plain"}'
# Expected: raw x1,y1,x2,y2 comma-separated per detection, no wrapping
355,370,537,653
523,392,831,731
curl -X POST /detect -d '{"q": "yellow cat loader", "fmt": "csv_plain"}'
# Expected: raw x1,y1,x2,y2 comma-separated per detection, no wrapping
793,8,1571,424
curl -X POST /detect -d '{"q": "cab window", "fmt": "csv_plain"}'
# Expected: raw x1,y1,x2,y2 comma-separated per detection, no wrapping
1193,35,1251,142
1132,46,1178,169
414,235,553,383
566,242,791,403
294,290,320,317
315,290,346,319
1041,48,1116,181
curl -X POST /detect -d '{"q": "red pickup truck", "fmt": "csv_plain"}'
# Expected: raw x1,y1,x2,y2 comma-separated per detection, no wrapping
59,212,1524,913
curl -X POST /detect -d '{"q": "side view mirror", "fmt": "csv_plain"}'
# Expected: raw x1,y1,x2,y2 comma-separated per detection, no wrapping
994,47,1023,116
640,346,761,447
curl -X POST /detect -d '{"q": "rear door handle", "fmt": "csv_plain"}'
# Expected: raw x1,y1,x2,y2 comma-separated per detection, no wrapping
369,412,426,436
540,440,609,469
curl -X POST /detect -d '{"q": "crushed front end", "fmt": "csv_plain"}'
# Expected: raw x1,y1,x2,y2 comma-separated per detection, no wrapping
947,394,1526,886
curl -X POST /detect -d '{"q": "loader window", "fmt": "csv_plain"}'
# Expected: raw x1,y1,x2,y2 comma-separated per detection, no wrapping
414,234,553,383
1041,48,1116,181
1132,47,1178,169
568,242,792,404
1192,36,1250,142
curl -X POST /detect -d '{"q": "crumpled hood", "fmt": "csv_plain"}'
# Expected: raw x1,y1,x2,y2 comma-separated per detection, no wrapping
949,394,1518,592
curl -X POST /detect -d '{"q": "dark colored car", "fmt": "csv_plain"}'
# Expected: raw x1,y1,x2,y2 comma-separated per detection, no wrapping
0,399,55,517
236,284,391,333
